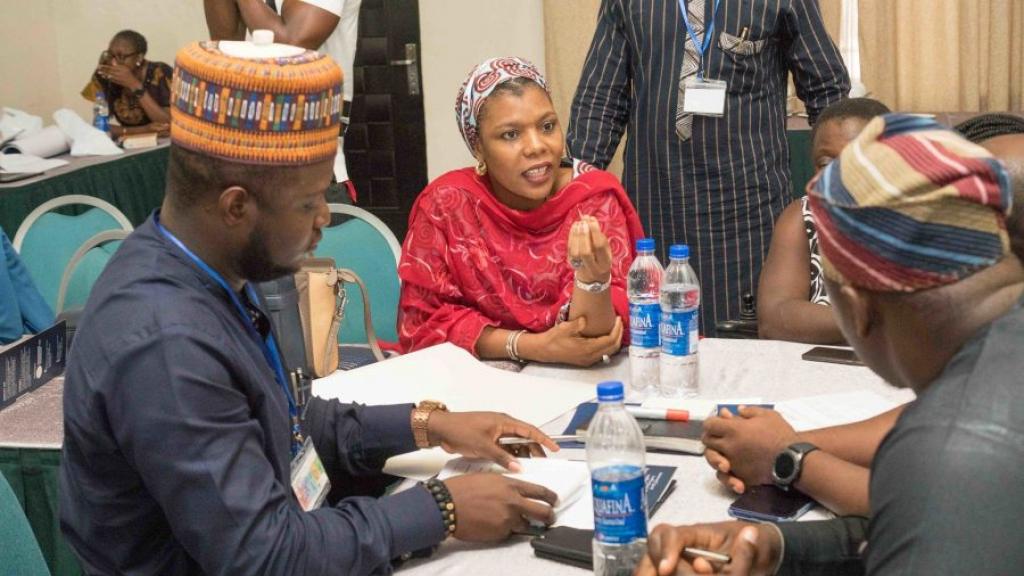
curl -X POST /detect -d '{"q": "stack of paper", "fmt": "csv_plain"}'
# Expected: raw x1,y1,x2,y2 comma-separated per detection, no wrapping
312,343,596,479
438,457,589,517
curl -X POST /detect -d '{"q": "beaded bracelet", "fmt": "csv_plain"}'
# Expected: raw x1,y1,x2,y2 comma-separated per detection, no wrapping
424,478,457,536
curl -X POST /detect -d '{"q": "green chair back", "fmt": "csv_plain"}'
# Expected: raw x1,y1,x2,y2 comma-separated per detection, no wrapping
0,472,51,576
315,206,400,343
62,241,123,311
18,209,126,311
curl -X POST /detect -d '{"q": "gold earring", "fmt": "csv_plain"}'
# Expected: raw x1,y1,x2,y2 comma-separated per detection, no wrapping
475,159,487,176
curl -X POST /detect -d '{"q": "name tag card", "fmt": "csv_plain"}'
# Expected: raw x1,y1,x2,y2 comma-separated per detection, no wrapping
291,437,331,511
681,77,727,116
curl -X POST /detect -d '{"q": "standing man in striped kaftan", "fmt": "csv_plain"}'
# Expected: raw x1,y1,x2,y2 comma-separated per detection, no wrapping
567,0,849,336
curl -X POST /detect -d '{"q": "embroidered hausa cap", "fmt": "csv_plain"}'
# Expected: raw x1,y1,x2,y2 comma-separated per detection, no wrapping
808,113,1012,292
170,31,343,166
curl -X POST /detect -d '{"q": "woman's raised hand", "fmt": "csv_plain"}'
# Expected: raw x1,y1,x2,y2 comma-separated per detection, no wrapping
567,215,613,283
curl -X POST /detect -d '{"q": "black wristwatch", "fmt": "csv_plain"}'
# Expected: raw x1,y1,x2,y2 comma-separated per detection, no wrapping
771,442,819,490
131,86,146,99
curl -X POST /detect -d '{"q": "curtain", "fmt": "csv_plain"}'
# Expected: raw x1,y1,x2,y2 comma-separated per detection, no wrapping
858,0,1024,111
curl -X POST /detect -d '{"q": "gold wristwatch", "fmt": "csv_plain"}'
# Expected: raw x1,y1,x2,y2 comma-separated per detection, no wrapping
411,400,448,449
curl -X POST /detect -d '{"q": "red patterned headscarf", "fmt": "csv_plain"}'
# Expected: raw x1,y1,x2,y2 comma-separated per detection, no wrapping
455,56,548,154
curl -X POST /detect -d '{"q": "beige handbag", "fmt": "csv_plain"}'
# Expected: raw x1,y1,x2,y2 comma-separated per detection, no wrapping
294,258,385,377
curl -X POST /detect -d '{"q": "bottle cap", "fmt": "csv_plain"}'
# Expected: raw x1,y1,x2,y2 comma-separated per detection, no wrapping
669,244,689,259
596,381,624,402
636,238,655,252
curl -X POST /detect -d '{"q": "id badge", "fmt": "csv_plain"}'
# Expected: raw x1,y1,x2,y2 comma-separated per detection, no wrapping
290,437,331,511
681,77,727,116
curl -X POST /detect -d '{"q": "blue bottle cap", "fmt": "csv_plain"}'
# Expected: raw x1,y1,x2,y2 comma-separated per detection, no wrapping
596,381,624,402
636,238,655,252
669,244,689,259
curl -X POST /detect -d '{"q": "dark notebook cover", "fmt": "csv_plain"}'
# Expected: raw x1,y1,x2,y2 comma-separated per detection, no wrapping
561,402,705,455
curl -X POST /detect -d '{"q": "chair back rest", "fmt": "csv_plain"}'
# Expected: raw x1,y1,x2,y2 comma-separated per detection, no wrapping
316,204,401,343
56,230,130,313
14,196,132,310
0,473,51,576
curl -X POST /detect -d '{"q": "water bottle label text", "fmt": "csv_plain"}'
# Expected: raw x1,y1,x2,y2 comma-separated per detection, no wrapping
661,309,699,356
592,472,648,544
629,303,661,347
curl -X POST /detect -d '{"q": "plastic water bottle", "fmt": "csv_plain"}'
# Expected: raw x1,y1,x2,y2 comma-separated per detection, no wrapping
659,244,700,397
627,238,663,400
92,90,110,135
588,380,648,576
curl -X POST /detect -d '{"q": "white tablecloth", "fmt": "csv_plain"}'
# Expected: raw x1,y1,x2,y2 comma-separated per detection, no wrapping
397,339,914,575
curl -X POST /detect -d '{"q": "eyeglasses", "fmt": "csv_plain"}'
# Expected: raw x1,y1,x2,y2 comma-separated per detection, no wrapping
101,50,140,64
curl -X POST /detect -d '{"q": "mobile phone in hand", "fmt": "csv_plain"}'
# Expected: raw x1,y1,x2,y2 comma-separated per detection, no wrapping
801,346,863,366
728,484,815,522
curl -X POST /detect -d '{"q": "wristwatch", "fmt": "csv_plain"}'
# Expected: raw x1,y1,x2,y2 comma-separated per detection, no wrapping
771,442,819,490
574,275,611,293
411,400,448,449
131,85,146,99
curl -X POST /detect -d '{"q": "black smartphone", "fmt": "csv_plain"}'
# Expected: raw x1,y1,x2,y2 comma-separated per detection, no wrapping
728,485,815,522
801,346,863,366
530,526,594,569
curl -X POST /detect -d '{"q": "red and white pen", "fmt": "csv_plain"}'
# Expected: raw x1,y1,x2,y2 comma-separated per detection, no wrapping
625,406,698,421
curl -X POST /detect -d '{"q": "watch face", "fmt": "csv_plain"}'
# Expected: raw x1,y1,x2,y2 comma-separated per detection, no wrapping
773,453,796,481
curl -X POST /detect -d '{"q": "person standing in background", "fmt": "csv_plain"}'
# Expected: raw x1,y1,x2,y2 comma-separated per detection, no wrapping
567,0,849,336
204,0,362,200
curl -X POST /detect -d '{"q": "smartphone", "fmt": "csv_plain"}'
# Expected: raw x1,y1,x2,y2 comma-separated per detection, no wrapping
801,346,863,366
530,526,593,569
727,484,815,522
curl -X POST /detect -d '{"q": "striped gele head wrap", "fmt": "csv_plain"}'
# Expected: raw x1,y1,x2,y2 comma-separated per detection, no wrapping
808,113,1013,292
170,41,343,166
455,56,548,154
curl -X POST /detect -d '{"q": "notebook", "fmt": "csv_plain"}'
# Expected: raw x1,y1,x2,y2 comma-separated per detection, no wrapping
562,402,705,455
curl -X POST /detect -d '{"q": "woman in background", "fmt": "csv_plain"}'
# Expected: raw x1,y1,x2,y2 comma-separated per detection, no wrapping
757,98,891,344
398,57,644,366
82,30,172,138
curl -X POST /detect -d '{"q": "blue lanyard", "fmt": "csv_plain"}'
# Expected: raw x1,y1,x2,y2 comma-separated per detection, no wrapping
679,0,722,79
154,214,304,455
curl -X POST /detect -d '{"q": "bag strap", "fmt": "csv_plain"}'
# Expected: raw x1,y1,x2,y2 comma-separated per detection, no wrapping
334,268,386,362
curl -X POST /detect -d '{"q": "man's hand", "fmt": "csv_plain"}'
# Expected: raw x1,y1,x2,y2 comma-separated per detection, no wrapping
702,407,800,491
426,411,560,472
522,316,623,366
443,474,557,541
635,522,781,575
97,64,142,91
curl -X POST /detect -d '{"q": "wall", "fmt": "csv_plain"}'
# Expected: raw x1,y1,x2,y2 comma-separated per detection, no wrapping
0,1,208,121
419,0,546,179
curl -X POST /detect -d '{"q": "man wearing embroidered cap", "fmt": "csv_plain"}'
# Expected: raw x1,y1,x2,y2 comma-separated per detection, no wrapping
634,114,1024,575
60,40,560,575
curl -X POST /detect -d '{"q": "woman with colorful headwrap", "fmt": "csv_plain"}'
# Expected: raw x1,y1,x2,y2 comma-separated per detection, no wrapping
397,57,644,366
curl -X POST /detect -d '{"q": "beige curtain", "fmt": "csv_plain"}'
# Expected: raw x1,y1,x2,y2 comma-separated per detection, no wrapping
859,0,1024,112
543,0,1022,134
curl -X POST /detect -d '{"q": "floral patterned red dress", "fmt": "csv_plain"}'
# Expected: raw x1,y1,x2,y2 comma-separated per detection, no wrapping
397,160,645,355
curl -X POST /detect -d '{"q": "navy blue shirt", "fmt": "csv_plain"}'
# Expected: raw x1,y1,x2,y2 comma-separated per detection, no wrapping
60,215,445,575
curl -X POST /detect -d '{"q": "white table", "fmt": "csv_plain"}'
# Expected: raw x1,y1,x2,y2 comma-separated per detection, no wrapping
397,339,913,575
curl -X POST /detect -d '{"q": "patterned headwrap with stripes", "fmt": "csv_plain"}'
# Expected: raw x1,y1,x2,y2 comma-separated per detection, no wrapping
808,113,1012,292
170,41,343,166
455,57,548,154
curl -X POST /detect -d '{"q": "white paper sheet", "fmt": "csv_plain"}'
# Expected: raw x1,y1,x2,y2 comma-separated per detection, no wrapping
438,457,589,518
53,109,123,157
0,107,43,143
1,125,69,158
775,390,910,432
0,153,68,174
313,343,596,479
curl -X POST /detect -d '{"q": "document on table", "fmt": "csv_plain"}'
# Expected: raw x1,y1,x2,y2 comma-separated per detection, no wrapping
775,390,912,431
312,343,596,479
438,457,589,517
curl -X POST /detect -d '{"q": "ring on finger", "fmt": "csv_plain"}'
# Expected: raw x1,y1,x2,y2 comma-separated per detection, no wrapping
570,257,584,269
